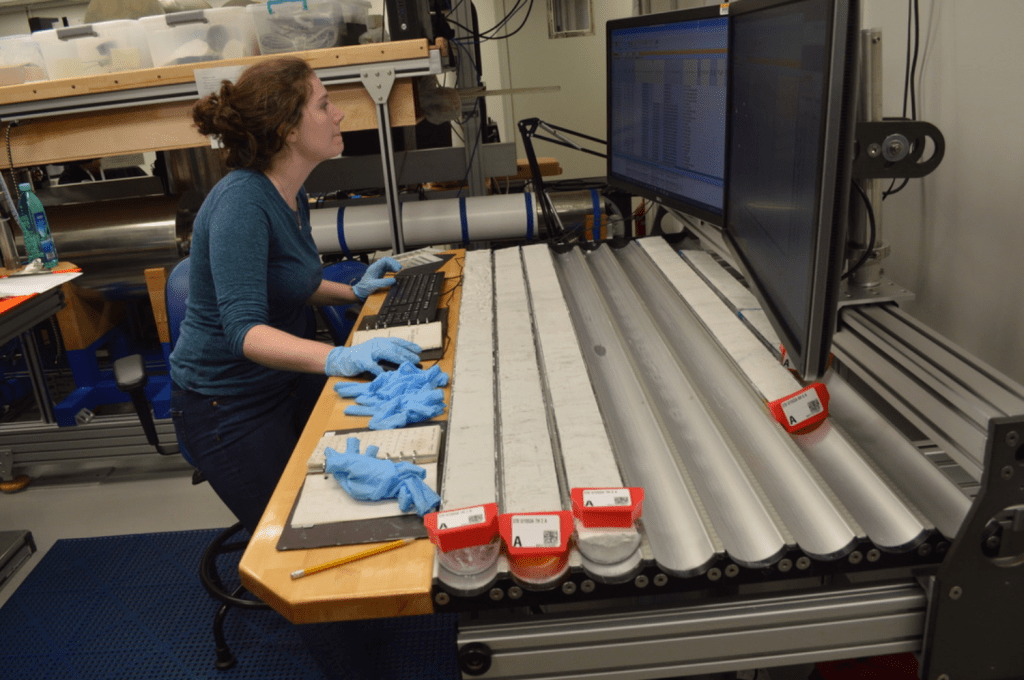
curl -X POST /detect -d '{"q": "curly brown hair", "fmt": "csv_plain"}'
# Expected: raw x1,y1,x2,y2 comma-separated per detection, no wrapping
192,57,315,172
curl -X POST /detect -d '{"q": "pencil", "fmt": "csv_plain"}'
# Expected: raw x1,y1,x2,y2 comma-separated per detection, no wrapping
290,537,416,579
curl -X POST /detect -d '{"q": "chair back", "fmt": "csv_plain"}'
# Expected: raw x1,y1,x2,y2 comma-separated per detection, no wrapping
320,260,367,345
166,256,190,350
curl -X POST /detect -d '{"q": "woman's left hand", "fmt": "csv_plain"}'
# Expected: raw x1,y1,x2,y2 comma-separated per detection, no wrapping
353,257,402,301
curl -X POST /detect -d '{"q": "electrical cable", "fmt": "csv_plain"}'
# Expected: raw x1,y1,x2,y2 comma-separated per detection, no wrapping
885,0,920,200
843,180,876,281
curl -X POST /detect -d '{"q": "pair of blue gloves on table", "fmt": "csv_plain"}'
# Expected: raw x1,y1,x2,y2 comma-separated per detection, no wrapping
334,363,449,430
324,257,423,378
324,437,440,516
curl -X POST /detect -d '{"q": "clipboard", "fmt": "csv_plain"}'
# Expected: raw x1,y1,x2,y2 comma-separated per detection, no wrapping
276,422,446,551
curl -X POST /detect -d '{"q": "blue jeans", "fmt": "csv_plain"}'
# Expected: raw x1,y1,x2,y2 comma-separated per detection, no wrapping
170,373,327,533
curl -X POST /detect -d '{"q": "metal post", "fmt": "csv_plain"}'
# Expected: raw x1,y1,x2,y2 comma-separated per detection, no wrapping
360,67,405,254
849,28,887,289
20,330,55,424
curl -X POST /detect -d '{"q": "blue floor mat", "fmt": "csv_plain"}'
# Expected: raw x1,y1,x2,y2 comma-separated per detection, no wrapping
0,529,459,679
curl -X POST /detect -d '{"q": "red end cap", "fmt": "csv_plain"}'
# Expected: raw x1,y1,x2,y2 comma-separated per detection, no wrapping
570,487,644,528
423,503,498,553
497,511,574,556
767,382,830,434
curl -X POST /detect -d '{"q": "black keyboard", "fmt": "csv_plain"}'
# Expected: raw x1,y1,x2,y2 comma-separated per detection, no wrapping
374,271,444,328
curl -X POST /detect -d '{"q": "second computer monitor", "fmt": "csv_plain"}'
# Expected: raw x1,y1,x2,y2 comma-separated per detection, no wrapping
724,0,860,381
606,7,729,225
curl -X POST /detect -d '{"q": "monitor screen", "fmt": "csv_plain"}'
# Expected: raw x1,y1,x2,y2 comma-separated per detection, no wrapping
724,0,859,381
606,8,729,225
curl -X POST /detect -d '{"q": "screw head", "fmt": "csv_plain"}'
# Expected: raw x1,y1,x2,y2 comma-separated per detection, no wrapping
1006,430,1020,447
580,579,596,593
488,588,504,601
724,564,740,578
508,586,523,600
1001,466,1014,480
796,557,812,570
653,573,669,586
849,551,863,564
707,567,723,581
634,574,649,588
949,585,963,600
561,581,577,595
434,591,450,606
778,558,793,573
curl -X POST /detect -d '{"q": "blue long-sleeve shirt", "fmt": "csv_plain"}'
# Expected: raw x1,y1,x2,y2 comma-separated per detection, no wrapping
170,169,323,396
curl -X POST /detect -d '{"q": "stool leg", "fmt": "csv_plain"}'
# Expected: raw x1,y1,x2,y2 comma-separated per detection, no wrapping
213,601,236,670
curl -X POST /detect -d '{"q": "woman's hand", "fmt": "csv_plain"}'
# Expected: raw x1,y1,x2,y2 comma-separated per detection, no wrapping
325,337,422,377
352,257,402,301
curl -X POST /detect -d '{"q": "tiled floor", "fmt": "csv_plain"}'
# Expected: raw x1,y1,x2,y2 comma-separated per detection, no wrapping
0,452,236,609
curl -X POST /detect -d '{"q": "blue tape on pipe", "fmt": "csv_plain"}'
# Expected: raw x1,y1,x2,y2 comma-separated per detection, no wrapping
336,207,351,257
525,193,534,241
590,189,601,241
459,197,469,245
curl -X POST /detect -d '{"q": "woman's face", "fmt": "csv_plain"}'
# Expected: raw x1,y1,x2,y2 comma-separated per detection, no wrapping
289,74,345,163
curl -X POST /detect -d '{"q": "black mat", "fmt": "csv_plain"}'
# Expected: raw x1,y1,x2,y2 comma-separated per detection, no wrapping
0,529,459,680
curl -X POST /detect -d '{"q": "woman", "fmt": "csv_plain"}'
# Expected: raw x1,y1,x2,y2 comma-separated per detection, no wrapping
170,56,420,534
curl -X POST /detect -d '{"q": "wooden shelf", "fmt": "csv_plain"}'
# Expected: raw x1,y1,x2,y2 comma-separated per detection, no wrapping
0,40,435,167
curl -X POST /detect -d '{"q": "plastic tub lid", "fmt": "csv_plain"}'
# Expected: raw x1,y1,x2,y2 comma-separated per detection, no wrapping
424,503,498,553
498,511,574,583
570,487,644,528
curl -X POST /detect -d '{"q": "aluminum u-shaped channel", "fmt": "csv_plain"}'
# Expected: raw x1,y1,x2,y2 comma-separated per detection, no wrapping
584,244,788,568
624,240,858,560
555,248,717,577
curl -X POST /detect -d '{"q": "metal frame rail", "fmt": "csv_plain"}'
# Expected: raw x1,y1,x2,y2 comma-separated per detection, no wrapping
451,248,1024,680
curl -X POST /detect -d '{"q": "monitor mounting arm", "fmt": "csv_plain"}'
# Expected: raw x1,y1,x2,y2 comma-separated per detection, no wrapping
852,119,944,180
518,117,607,237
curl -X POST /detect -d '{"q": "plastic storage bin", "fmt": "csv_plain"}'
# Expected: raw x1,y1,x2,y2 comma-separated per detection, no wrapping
140,8,259,67
34,20,153,79
0,35,49,85
246,0,345,55
339,0,371,46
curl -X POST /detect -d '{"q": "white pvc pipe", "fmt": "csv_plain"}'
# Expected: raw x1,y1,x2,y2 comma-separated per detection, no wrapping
309,194,536,254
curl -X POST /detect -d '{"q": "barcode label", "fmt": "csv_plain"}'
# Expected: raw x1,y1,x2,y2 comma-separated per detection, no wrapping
582,488,632,507
510,515,561,549
781,389,823,427
436,506,487,530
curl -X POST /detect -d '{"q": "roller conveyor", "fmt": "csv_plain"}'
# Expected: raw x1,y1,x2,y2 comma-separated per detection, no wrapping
443,240,1024,680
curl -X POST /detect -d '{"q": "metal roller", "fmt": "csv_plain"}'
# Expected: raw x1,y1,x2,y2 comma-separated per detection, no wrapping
43,196,189,299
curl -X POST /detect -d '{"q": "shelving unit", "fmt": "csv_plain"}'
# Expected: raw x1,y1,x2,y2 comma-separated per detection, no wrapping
0,39,440,167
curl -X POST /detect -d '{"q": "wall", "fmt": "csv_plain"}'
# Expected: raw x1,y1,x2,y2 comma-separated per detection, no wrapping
862,0,1024,384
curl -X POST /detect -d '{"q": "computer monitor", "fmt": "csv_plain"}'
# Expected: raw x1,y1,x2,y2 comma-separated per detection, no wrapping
606,7,729,226
723,0,860,381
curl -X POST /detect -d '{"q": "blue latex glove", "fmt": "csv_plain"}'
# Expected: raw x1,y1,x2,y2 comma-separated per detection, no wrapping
325,338,421,377
324,437,440,516
352,257,401,301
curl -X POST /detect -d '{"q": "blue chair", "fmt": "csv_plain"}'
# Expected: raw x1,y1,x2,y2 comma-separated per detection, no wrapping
319,259,367,344
114,256,270,671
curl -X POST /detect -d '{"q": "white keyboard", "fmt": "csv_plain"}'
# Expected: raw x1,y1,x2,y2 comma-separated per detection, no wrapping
351,320,444,351
391,246,446,269
306,423,443,472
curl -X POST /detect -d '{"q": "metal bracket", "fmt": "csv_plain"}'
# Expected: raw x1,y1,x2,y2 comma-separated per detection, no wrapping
360,68,397,105
920,415,1024,680
852,120,945,180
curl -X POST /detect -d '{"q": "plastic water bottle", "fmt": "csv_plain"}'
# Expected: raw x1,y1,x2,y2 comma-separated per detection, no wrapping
17,183,58,269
